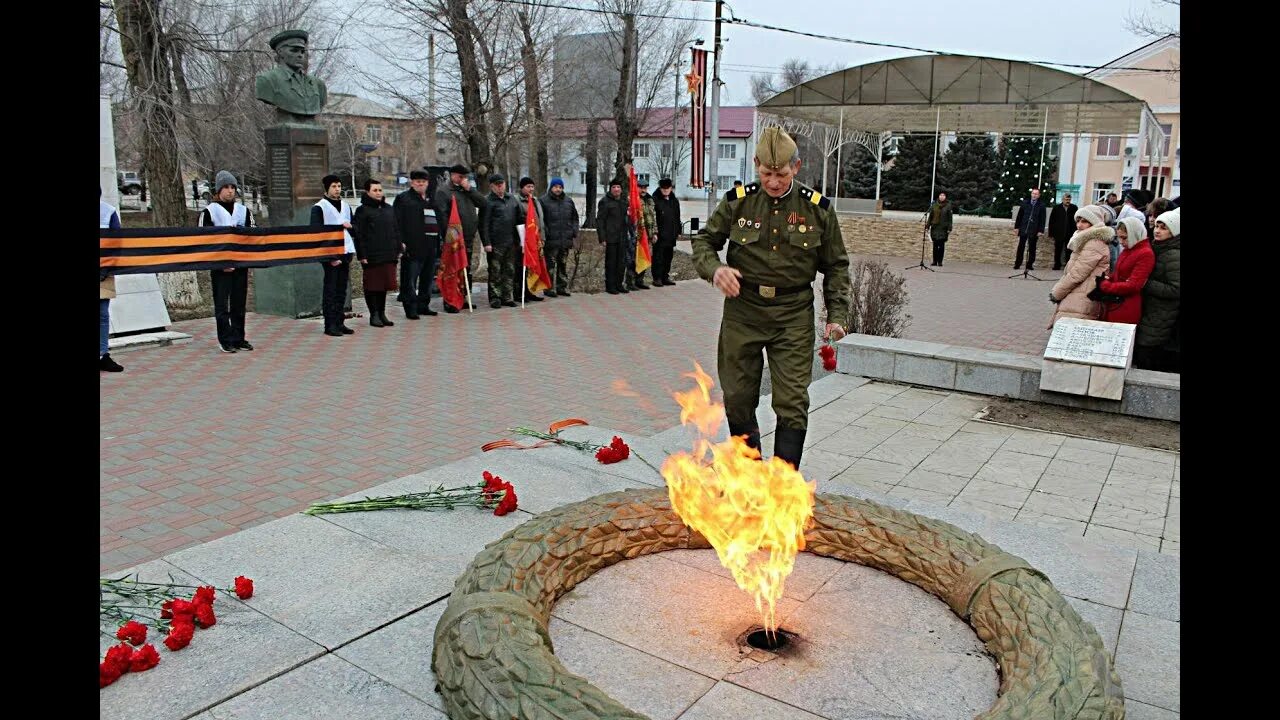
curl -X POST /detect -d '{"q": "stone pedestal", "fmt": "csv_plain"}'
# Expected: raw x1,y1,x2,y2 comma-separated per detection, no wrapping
254,124,330,318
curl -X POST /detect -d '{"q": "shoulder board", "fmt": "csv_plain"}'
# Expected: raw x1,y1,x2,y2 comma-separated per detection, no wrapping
798,185,831,210
724,182,760,202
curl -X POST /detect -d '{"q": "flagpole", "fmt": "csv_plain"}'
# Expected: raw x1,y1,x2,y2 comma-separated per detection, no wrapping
522,266,527,308
462,268,474,313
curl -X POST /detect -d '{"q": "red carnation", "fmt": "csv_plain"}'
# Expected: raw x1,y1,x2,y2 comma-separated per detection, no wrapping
818,344,835,359
194,585,216,605
822,355,837,371
160,599,174,619
233,576,254,600
819,343,837,370
104,643,134,677
194,601,217,628
116,620,148,646
595,436,631,464
169,598,196,621
128,643,161,672
481,471,506,500
164,620,195,651
100,660,124,688
493,483,519,516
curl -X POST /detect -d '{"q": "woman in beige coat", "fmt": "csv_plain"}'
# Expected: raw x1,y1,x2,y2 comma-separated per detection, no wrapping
1048,205,1113,328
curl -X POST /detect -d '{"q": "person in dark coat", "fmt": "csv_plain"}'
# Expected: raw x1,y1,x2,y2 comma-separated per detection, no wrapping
394,169,440,319
352,179,402,328
434,164,487,312
1047,193,1079,270
512,177,544,302
1134,209,1180,373
596,179,629,294
539,177,578,297
650,178,682,286
925,191,953,266
1012,188,1047,270
480,174,522,308
310,174,355,336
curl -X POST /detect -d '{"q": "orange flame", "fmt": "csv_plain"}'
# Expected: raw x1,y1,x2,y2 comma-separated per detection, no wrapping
661,363,815,633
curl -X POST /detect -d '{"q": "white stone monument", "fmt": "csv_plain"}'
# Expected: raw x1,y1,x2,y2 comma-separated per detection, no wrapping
101,96,185,349
1040,318,1136,401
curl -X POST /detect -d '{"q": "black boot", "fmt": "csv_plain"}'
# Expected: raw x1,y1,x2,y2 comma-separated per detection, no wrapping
377,293,394,326
366,293,384,327
728,421,762,456
773,426,807,470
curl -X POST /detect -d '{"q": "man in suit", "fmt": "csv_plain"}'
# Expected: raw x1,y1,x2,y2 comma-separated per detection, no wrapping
1012,188,1047,271
1046,192,1079,270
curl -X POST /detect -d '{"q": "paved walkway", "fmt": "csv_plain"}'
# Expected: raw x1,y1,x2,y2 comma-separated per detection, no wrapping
100,373,1179,720
102,255,1097,572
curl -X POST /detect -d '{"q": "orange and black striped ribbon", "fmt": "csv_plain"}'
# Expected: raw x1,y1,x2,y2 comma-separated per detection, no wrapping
482,419,590,452
100,225,346,275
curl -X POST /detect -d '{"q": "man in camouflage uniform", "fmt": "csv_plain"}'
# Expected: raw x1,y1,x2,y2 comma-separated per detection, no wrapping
691,127,851,470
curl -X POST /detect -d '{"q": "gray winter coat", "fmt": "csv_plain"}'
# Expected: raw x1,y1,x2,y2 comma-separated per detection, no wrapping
482,191,522,250
539,191,579,249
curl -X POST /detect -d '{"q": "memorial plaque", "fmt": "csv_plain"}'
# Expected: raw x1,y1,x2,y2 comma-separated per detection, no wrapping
268,145,291,200
292,144,327,201
1043,318,1135,369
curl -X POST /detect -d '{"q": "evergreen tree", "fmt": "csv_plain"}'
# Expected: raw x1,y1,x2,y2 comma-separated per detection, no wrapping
939,135,1000,215
879,134,939,212
841,143,879,199
991,135,1060,218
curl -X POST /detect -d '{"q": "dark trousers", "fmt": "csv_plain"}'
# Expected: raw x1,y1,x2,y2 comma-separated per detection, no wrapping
1052,236,1069,269
604,242,624,292
931,234,948,265
1014,233,1040,269
321,256,351,331
545,246,570,293
653,238,676,282
210,268,249,345
401,255,436,313
511,243,526,301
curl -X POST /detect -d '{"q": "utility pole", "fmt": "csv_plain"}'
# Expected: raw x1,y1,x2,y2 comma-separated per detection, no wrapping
428,34,436,120
706,0,723,217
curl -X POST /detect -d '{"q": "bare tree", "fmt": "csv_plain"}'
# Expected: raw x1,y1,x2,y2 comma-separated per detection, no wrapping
1126,0,1180,40
516,4,550,188
114,0,202,310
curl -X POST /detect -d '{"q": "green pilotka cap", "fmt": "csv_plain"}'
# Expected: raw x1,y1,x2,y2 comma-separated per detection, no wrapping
755,127,798,170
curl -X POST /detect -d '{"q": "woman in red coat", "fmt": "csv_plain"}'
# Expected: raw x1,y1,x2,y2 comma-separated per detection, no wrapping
1098,216,1155,324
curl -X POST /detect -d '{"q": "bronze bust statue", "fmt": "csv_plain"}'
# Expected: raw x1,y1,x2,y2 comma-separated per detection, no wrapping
255,29,327,121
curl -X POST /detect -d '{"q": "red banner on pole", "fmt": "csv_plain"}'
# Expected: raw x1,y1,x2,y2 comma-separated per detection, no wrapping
523,196,552,295
437,197,469,310
687,48,708,189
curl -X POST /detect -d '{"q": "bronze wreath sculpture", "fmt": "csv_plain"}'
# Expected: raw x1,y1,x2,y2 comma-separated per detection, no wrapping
433,488,1124,719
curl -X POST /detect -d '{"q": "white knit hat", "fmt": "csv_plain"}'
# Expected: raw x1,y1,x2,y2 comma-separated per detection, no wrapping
1075,205,1106,228
1155,208,1180,237
1116,217,1147,250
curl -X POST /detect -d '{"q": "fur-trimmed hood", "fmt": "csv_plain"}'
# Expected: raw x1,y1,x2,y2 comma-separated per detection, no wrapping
1068,224,1113,253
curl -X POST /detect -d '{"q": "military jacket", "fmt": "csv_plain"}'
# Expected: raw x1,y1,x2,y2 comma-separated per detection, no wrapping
691,181,851,328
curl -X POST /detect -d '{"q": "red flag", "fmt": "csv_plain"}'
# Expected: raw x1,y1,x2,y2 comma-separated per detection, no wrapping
437,197,469,310
523,196,552,295
627,166,652,274
688,48,708,189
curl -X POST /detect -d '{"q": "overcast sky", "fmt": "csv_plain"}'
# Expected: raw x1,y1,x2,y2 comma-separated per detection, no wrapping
677,0,1179,105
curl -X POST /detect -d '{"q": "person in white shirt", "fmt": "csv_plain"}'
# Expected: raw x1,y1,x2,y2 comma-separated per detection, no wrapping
311,174,356,336
199,171,256,353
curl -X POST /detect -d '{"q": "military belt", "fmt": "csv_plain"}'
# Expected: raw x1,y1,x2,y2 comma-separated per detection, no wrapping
739,280,811,299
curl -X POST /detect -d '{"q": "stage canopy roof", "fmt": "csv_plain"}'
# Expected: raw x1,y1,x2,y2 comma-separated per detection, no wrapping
759,54,1161,138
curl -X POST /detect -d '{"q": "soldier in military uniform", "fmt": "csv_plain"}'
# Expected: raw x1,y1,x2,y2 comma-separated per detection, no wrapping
691,127,851,470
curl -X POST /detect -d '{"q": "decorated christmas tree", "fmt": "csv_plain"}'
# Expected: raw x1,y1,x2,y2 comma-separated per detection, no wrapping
880,134,939,212
990,135,1059,218
940,134,1000,215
